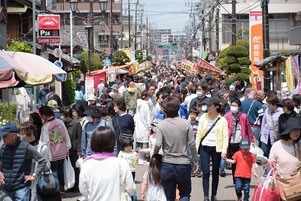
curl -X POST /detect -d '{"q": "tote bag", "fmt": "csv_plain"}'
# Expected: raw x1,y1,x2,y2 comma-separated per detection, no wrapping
252,168,280,201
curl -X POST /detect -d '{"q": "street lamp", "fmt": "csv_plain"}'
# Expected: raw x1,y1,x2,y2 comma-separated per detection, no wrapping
69,0,108,75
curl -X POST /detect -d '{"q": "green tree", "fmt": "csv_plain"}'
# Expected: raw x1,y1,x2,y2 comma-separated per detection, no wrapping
79,51,102,74
62,73,76,106
112,50,130,66
7,40,33,53
217,41,252,85
135,50,144,63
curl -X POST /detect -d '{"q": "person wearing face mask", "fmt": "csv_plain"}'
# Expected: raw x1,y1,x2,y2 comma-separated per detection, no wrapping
223,98,254,182
189,81,210,114
81,105,114,157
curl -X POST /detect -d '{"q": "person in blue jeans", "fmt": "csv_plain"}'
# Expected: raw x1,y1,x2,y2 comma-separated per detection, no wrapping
226,138,258,201
196,97,229,201
154,96,198,201
0,123,48,201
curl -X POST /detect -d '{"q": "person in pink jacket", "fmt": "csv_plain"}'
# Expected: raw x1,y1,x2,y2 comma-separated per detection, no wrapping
222,98,254,183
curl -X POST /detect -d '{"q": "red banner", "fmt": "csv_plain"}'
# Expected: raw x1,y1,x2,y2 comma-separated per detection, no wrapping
197,58,222,74
38,15,60,30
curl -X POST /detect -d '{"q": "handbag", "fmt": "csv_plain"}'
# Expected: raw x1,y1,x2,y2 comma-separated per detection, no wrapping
36,171,60,195
117,116,133,142
252,168,280,201
198,117,220,153
277,163,301,201
63,156,75,190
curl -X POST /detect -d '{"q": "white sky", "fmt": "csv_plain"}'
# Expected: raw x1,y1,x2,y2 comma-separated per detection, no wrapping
139,0,199,34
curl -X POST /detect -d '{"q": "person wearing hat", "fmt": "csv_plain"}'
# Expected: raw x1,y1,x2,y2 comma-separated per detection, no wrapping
38,106,71,197
259,94,283,157
226,138,258,201
87,95,97,106
0,123,48,201
264,117,301,200
124,81,141,116
47,99,61,120
196,97,229,201
81,105,114,157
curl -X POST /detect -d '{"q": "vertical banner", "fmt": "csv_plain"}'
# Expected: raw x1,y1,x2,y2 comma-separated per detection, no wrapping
249,11,263,90
286,56,294,90
293,55,301,94
85,76,95,99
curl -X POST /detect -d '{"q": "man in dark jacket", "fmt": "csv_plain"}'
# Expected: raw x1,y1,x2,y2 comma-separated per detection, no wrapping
0,123,47,201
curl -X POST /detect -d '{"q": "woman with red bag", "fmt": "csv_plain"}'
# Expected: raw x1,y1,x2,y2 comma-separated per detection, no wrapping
263,117,301,201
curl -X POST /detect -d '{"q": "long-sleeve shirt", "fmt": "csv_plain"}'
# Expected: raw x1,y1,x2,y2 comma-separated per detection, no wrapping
196,114,229,154
40,117,71,161
154,117,198,165
81,119,114,156
260,107,283,144
79,157,135,201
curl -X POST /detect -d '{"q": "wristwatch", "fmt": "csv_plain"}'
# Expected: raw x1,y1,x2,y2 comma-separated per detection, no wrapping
32,173,37,177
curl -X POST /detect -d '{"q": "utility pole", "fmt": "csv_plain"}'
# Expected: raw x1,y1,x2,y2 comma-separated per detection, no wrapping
146,17,149,54
140,5,143,50
121,0,123,49
134,0,139,50
261,0,270,92
232,0,236,45
110,0,113,60
128,0,131,48
215,2,219,56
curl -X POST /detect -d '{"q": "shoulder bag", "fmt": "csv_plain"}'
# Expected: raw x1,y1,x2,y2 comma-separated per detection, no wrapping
277,144,301,201
198,117,221,153
117,116,133,142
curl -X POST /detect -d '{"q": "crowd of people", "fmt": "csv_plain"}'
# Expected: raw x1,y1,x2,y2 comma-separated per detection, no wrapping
0,65,301,201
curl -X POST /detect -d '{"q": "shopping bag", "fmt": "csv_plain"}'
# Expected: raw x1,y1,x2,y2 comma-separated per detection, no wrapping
63,156,75,190
37,171,60,195
252,168,280,201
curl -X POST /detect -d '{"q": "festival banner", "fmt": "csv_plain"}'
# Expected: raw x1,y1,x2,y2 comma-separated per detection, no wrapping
249,11,263,90
292,55,301,93
286,56,294,90
180,59,198,73
197,58,221,75
128,61,152,74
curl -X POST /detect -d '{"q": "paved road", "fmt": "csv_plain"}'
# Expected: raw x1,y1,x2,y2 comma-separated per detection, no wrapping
63,165,263,201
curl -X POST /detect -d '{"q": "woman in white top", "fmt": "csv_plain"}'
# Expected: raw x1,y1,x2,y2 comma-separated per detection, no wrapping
79,126,135,201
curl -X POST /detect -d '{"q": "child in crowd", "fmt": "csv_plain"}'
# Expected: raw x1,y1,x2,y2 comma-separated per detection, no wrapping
118,138,138,181
226,138,258,201
195,101,204,121
136,121,162,158
188,108,202,177
141,154,167,201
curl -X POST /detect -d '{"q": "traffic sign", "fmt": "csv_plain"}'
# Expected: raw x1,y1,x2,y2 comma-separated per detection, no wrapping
53,48,62,58
54,60,63,68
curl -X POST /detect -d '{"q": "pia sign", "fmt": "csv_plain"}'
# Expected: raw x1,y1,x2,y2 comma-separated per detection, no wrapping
38,15,60,30
38,14,61,44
